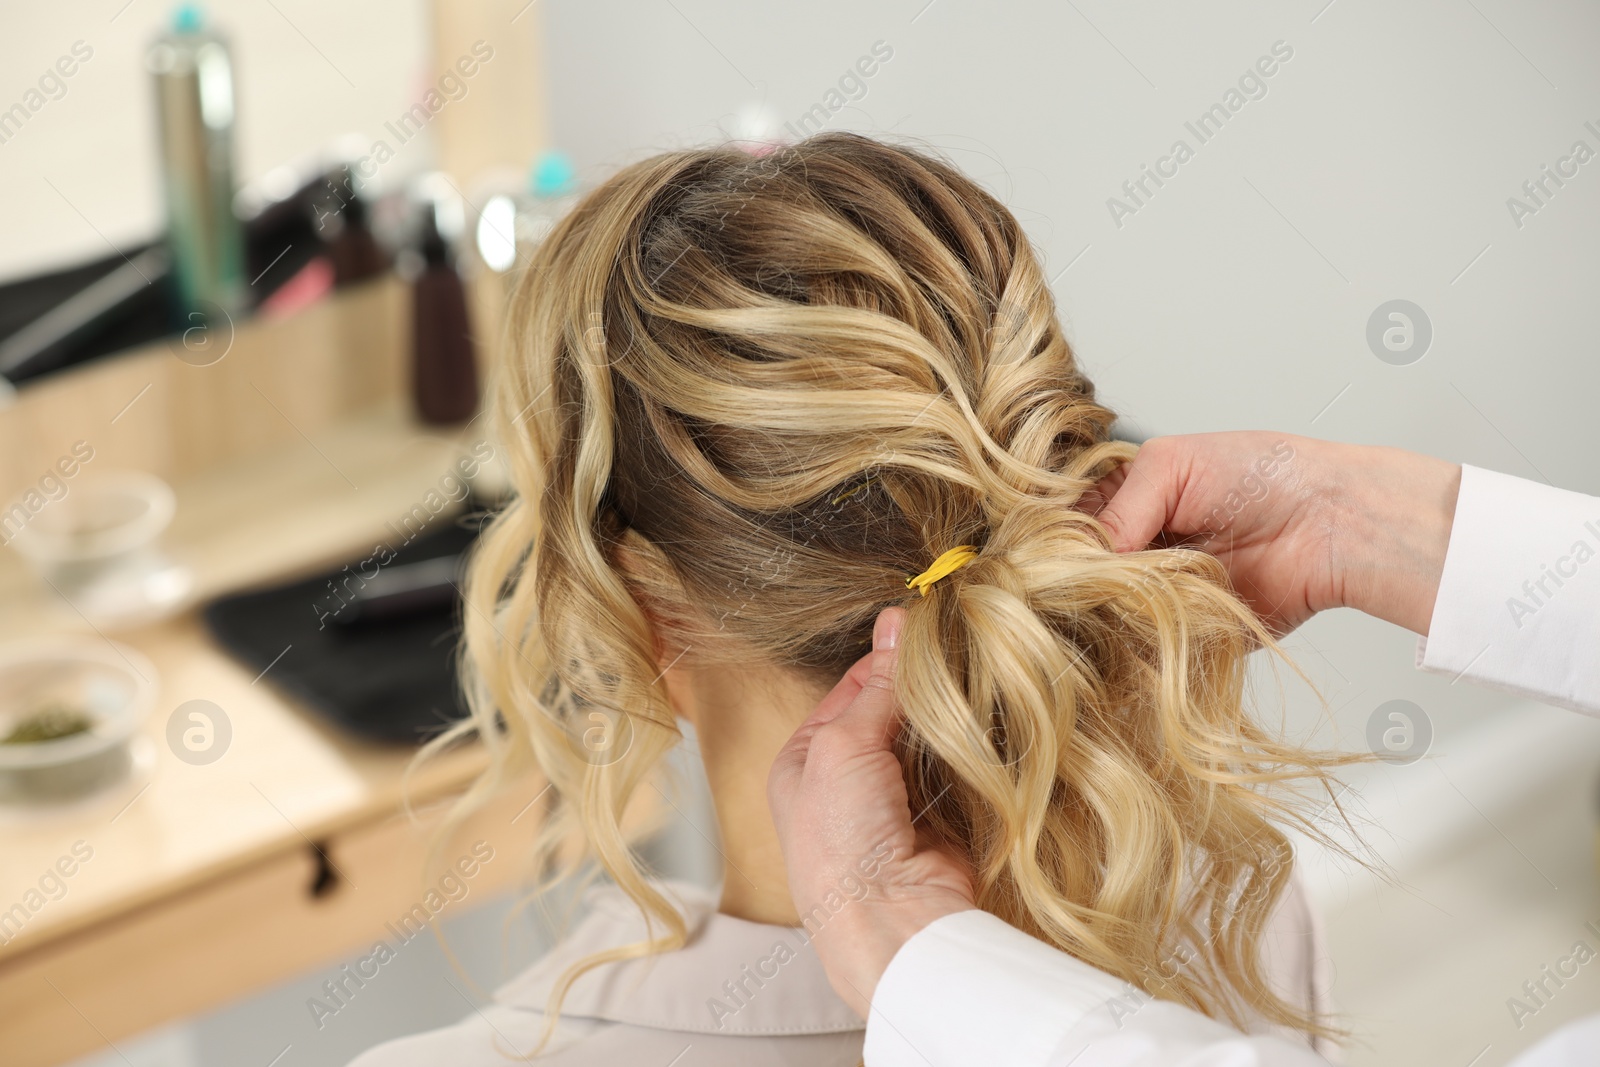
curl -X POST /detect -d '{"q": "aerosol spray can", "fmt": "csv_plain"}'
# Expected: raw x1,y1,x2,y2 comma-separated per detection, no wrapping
147,3,244,323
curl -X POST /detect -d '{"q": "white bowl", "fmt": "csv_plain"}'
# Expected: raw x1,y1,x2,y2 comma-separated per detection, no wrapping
7,470,175,566
0,638,157,801
6,471,191,624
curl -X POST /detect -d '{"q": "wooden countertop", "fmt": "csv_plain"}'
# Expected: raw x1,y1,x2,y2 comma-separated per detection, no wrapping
0,402,517,959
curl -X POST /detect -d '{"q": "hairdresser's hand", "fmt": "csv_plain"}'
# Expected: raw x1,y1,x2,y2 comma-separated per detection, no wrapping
768,608,975,1019
1093,432,1461,636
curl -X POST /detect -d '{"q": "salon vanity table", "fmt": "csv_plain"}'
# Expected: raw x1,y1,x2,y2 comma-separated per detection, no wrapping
0,3,572,1060
0,278,550,1067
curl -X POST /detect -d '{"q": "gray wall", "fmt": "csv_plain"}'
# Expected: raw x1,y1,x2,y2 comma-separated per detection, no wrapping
543,0,1600,748
0,0,430,282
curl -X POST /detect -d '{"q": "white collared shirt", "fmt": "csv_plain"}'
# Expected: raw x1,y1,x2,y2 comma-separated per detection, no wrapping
348,870,1332,1065
347,881,865,1065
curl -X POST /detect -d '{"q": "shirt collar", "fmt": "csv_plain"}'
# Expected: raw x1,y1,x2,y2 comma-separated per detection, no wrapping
494,881,865,1037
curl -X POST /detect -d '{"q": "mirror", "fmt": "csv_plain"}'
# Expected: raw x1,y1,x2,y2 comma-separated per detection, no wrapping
0,0,431,388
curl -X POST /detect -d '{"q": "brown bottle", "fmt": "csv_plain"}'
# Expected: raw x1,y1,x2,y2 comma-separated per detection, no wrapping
410,211,478,424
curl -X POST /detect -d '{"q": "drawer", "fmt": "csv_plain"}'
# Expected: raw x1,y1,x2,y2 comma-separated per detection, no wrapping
0,787,543,1067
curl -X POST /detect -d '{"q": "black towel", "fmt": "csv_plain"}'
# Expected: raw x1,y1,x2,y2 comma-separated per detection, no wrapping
202,519,482,744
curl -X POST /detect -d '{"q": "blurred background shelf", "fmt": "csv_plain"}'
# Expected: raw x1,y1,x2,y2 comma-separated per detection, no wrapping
1296,702,1600,1065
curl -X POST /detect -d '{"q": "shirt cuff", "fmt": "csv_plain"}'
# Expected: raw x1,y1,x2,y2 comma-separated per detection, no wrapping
1418,464,1600,716
863,909,1126,1067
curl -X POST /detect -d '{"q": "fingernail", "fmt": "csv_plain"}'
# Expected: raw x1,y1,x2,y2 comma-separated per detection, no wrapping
874,608,902,652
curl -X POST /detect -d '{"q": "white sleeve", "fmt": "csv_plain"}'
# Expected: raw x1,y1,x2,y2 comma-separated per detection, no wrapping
1417,465,1600,715
863,909,1328,1067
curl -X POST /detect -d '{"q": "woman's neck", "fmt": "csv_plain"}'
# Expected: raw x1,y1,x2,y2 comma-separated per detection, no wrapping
661,659,826,926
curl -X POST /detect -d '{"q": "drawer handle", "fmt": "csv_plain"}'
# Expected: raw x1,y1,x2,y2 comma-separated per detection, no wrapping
309,842,339,898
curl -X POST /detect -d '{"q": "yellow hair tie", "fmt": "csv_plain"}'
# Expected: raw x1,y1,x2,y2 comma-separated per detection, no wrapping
906,545,979,597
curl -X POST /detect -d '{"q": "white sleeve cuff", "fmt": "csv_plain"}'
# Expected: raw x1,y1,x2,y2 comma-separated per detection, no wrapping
863,909,1126,1067
1417,465,1600,716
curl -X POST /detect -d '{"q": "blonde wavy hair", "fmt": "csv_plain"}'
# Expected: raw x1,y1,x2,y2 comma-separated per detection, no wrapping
442,133,1354,1044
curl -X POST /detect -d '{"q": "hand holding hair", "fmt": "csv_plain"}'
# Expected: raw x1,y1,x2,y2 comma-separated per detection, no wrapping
767,607,976,1019
1092,431,1462,636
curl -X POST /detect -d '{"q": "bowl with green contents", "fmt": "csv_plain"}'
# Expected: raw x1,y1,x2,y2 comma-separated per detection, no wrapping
0,638,157,802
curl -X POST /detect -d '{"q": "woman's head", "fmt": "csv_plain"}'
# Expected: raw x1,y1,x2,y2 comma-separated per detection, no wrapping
458,133,1346,1038
498,133,1119,674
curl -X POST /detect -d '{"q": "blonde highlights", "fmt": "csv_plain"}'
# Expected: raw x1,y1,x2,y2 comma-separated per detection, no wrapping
451,133,1353,1043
